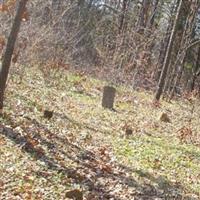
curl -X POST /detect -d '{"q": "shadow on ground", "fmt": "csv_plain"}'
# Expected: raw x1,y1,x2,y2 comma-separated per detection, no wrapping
0,114,198,200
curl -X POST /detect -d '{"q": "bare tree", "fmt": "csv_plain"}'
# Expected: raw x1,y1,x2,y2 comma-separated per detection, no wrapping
118,0,129,34
0,0,28,112
169,0,200,99
155,0,183,101
137,0,151,32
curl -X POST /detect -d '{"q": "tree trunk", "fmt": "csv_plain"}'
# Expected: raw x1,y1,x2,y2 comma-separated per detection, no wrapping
155,2,175,81
118,0,129,34
0,0,28,112
169,0,199,99
154,0,183,101
192,46,200,91
148,0,159,29
52,0,62,11
137,0,151,32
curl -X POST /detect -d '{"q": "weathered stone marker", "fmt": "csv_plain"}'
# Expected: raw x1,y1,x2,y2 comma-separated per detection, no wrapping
102,86,116,109
43,110,53,119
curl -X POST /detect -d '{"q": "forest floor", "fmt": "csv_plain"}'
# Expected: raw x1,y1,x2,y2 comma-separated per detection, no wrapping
0,65,200,200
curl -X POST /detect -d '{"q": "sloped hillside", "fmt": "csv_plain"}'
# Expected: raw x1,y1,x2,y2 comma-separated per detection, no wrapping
0,66,200,200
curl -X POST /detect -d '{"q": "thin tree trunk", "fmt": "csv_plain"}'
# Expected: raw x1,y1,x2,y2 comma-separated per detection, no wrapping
137,0,151,32
155,1,176,81
190,46,200,91
155,0,183,101
118,0,129,34
169,0,199,99
0,0,28,111
148,0,159,29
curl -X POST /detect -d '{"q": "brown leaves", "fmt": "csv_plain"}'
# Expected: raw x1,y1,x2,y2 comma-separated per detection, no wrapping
98,162,113,173
96,147,113,173
0,183,4,199
0,1,29,22
0,136,7,145
23,135,45,158
67,170,85,183
121,121,141,138
153,158,162,169
177,126,193,144
183,91,196,103
177,125,200,146
65,189,83,200
25,135,39,147
152,100,161,108
0,0,16,13
45,59,70,70
12,50,20,64
122,123,133,138
0,35,5,54
159,113,171,123
1,65,200,198
0,3,10,12
21,8,29,22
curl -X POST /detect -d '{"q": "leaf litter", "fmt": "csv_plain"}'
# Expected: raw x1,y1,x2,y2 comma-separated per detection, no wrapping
0,66,200,199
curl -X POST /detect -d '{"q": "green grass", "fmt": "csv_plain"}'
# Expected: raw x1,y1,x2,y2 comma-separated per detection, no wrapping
113,135,200,193
0,65,200,199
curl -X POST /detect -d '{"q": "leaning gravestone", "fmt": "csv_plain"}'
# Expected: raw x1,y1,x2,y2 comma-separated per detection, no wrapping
102,86,116,109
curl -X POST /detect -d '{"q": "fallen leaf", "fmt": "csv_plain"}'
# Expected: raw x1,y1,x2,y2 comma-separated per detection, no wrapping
65,189,83,200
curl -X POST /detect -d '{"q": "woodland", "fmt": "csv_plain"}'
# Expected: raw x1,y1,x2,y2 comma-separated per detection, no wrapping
0,0,200,199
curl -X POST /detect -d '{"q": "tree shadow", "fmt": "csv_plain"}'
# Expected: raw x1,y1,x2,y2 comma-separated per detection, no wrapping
0,115,198,199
